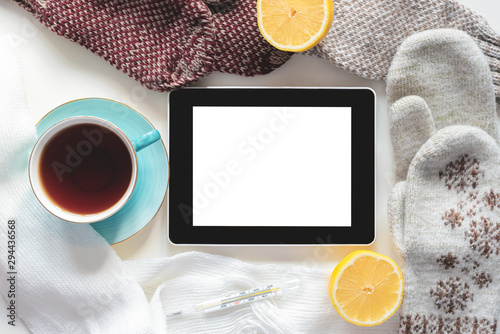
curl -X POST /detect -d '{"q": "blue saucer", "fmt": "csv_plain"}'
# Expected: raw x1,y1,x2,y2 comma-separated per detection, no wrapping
36,98,169,244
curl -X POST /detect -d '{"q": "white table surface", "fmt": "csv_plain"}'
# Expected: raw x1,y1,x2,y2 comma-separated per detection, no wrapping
1,0,499,332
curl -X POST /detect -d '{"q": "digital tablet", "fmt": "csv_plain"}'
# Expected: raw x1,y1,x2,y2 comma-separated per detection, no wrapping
168,88,375,245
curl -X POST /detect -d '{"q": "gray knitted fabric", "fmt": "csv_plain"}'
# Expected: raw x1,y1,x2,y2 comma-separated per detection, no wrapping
307,0,500,101
387,29,498,181
387,30,500,334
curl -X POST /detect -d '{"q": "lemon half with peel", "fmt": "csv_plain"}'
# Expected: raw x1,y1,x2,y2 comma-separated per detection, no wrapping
328,250,404,327
257,0,334,52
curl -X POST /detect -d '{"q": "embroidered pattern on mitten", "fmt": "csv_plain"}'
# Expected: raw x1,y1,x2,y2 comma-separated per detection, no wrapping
399,150,499,333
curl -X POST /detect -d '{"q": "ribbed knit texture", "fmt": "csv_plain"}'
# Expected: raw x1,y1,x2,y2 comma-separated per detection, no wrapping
307,0,500,102
13,0,217,92
206,0,292,76
12,0,292,91
387,30,500,333
203,0,233,7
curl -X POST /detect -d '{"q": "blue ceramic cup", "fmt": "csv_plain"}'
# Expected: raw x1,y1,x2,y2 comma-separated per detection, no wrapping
29,116,160,224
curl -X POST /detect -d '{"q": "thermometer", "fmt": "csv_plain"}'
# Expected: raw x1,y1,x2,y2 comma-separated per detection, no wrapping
166,279,301,317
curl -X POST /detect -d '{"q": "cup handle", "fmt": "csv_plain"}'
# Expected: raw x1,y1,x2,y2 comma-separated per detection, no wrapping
132,129,161,152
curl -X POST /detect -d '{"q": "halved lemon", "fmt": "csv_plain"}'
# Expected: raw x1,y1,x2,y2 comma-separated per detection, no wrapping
328,250,404,327
257,0,334,52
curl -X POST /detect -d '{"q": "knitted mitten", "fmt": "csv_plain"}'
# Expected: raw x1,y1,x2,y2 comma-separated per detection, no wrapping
307,0,500,101
205,0,292,76
390,126,500,333
387,30,500,333
13,0,216,92
387,29,498,181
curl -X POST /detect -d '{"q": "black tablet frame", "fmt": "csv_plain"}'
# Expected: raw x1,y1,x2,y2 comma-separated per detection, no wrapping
168,88,375,245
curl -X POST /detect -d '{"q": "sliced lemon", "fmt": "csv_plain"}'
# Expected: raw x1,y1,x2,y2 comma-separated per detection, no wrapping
257,0,334,52
328,250,404,327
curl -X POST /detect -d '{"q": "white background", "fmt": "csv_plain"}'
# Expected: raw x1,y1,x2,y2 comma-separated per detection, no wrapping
193,106,352,227
0,0,499,332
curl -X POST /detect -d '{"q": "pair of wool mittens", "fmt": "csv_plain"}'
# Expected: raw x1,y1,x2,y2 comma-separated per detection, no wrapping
13,0,291,92
387,29,500,333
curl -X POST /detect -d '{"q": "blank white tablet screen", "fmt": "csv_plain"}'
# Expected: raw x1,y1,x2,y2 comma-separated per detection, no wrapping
192,106,351,227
